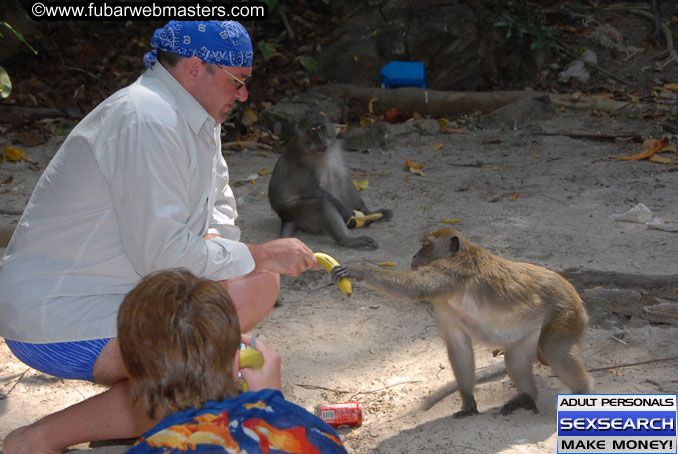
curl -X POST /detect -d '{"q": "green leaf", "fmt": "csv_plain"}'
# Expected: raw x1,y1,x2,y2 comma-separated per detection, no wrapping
1,21,38,55
0,65,12,99
257,41,276,61
298,56,319,74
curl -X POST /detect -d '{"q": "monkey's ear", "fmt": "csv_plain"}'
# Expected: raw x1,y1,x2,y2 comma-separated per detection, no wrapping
449,235,461,253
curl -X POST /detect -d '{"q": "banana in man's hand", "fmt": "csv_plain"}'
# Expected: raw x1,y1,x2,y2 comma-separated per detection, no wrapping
314,252,352,296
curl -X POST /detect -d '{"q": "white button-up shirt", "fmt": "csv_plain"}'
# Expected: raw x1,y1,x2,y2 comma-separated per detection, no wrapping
0,63,255,342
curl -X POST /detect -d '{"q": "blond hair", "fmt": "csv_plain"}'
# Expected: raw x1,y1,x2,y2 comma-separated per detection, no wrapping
118,268,241,419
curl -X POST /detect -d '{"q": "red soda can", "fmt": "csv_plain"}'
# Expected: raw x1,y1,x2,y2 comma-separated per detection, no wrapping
317,401,362,428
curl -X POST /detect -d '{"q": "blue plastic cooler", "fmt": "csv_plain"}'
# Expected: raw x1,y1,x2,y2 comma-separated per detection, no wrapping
380,61,426,88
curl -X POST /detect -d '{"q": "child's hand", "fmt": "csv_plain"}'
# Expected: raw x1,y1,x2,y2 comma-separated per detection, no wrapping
240,335,282,391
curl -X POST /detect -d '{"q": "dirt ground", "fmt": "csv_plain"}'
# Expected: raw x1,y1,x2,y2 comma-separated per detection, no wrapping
1,103,678,453
2,6,678,454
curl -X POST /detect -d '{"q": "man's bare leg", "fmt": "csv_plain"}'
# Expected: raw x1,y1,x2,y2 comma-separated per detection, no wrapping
2,339,156,454
222,269,281,333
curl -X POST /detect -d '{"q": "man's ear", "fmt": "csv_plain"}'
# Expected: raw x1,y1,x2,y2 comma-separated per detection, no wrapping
183,56,204,81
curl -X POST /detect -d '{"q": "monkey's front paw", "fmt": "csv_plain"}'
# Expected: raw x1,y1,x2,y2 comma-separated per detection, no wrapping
330,265,348,283
500,394,539,416
356,235,378,249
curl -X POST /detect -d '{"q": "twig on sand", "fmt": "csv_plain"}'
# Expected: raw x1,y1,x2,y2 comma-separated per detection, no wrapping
0,367,30,400
348,380,423,401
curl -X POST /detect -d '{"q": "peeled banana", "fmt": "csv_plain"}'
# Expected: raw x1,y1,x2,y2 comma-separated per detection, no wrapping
346,210,383,228
239,346,263,392
314,252,352,296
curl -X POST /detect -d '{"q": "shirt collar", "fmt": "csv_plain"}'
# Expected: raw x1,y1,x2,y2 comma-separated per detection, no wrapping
148,62,214,134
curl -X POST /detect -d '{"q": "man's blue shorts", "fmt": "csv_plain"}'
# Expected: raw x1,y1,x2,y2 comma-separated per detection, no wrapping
5,338,110,382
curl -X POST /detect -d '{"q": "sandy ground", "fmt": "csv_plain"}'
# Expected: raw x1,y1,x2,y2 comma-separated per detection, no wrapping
1,105,677,453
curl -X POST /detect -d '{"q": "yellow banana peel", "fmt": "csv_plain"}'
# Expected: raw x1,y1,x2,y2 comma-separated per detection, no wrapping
239,346,263,392
314,252,352,296
346,210,383,228
240,347,264,369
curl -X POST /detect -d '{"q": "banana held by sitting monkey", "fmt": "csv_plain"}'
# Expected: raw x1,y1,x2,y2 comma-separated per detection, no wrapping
347,210,384,229
314,252,352,296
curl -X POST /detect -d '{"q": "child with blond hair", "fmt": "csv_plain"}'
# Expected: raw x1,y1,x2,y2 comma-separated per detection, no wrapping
118,268,346,453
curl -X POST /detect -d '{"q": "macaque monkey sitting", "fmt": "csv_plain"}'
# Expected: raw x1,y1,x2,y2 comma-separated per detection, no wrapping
332,228,593,417
268,113,392,249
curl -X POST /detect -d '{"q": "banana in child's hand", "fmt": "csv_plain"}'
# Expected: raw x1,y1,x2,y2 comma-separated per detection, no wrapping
240,347,263,369
239,345,263,391
314,252,352,296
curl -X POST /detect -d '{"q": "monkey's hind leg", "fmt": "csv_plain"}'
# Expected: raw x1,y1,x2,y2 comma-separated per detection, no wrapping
279,220,297,238
500,333,540,416
321,200,379,249
539,334,593,395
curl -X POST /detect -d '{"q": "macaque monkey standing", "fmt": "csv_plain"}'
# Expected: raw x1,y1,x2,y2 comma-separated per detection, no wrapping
332,228,593,417
268,113,391,249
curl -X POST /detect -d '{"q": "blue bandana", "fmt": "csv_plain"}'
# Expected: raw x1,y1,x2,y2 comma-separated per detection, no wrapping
144,21,253,69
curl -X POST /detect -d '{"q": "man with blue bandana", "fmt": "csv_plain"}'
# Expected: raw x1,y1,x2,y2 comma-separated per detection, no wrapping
0,21,318,454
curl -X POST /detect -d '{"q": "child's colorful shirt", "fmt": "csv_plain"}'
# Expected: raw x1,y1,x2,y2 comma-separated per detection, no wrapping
126,389,347,453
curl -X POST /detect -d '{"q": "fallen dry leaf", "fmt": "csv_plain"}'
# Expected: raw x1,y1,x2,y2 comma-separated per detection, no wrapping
384,108,412,124
432,143,444,151
241,108,258,127
649,155,678,164
3,145,26,162
17,131,45,147
557,25,578,32
360,117,374,127
351,179,369,191
609,137,670,161
405,159,424,176
663,83,678,91
378,262,397,268
438,118,449,131
511,193,520,200
258,167,273,176
440,218,461,224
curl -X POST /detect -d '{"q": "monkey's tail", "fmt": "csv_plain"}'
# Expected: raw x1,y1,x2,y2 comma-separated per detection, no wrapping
420,361,507,411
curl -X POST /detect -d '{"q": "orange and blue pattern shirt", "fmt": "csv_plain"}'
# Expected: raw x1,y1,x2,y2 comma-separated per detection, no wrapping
126,389,347,454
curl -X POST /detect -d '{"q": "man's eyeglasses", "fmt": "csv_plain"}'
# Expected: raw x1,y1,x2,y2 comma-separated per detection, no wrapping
217,65,251,90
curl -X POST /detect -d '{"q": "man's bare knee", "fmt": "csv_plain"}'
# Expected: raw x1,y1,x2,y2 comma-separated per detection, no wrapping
92,338,128,386
221,270,281,332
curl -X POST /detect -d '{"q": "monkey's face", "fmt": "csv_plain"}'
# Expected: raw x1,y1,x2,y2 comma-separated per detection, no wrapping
411,229,463,269
301,116,334,154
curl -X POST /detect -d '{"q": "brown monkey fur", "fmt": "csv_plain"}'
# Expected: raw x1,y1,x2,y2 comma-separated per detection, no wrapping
332,228,593,417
